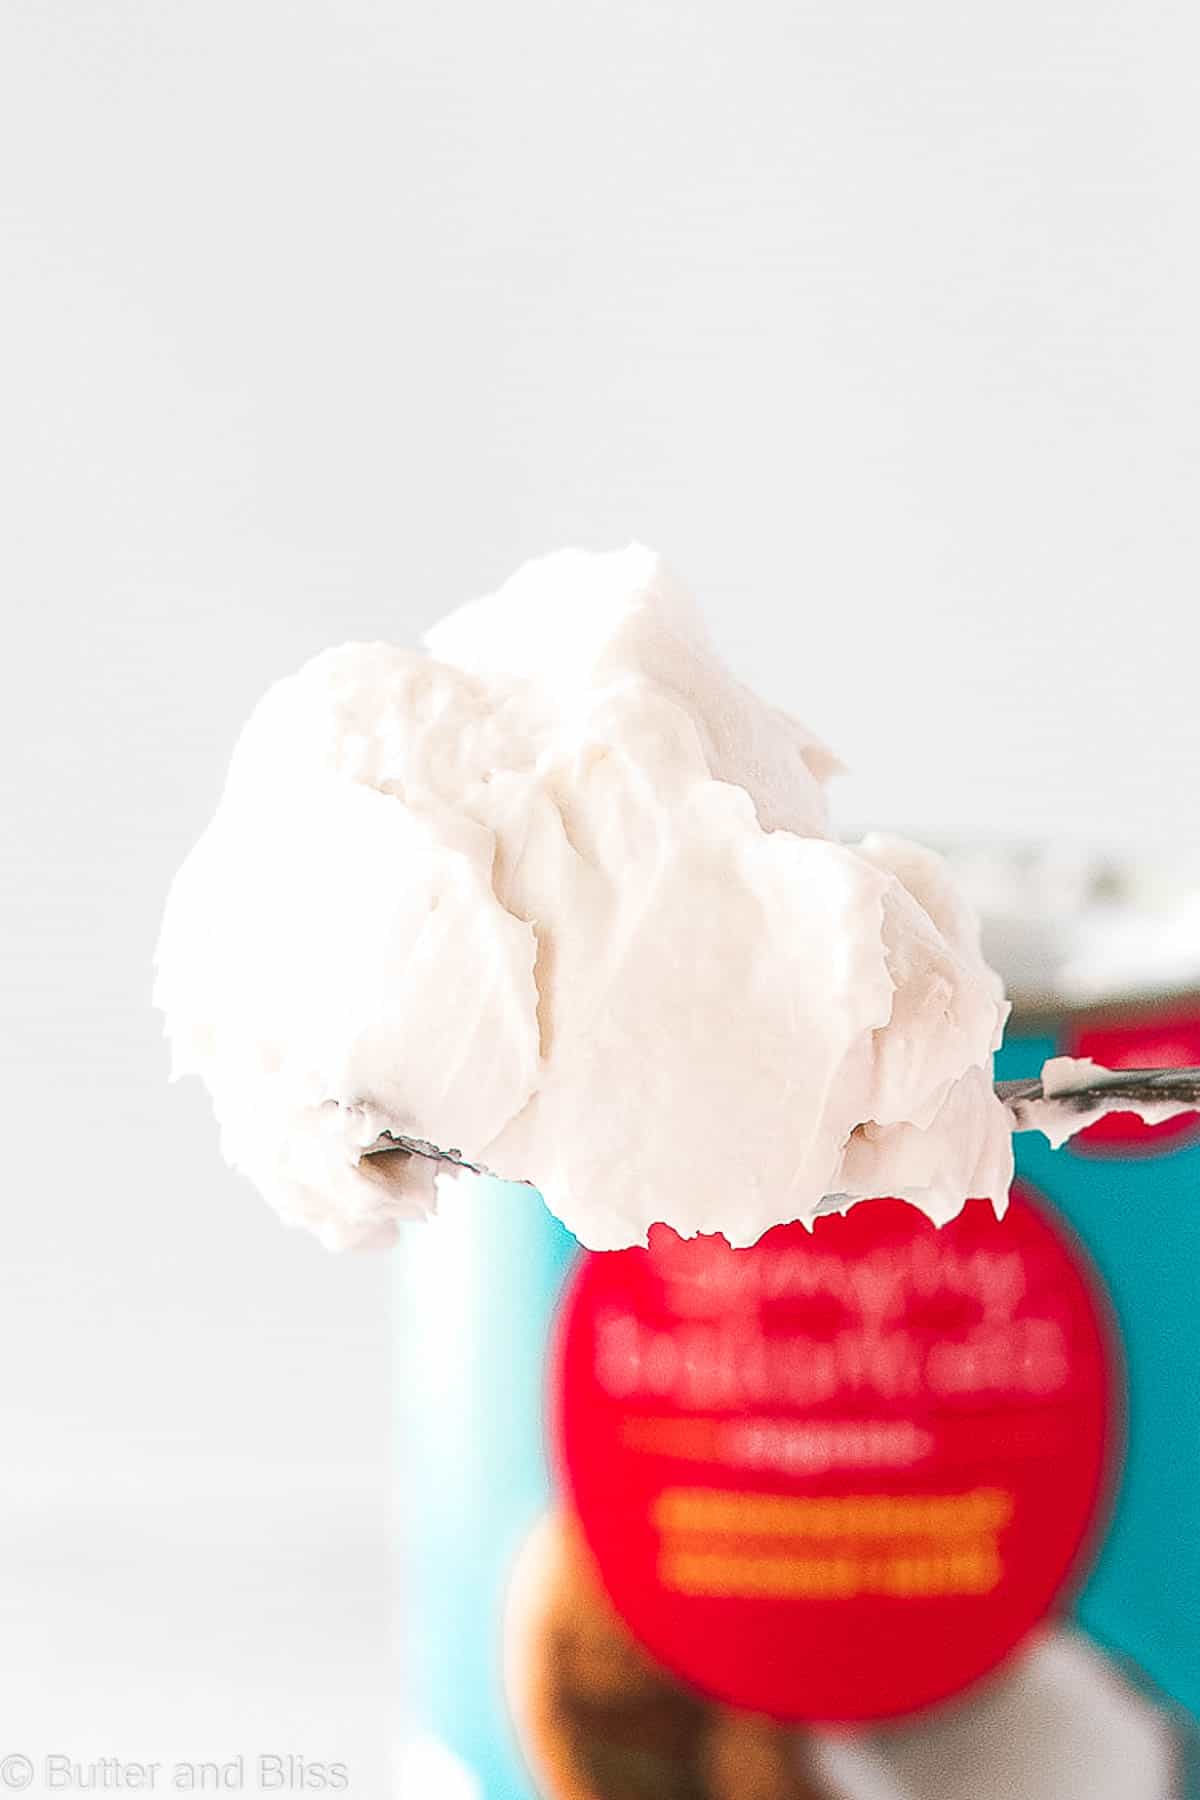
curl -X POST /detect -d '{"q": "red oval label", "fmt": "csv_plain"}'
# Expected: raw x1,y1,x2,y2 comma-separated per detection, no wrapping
551,1189,1120,1724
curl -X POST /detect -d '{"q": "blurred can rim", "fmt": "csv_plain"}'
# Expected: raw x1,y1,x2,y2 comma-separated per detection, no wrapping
932,835,1200,1025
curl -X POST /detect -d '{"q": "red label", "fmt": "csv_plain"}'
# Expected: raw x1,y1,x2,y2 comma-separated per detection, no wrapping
551,1189,1120,1724
1065,1009,1200,1154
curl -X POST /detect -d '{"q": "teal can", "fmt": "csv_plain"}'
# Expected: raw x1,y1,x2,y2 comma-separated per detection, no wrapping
396,981,1200,1798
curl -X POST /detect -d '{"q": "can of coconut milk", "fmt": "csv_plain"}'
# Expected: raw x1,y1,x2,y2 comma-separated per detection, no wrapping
395,862,1200,1799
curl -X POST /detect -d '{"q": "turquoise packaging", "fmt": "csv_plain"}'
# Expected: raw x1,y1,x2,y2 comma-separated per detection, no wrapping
396,1177,577,1797
996,1008,1200,1723
397,1000,1200,1797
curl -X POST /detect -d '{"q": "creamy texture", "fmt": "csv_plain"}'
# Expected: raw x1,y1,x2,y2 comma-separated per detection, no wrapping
155,547,1013,1250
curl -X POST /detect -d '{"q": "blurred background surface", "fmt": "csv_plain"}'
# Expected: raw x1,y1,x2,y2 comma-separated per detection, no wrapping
1,0,1197,1784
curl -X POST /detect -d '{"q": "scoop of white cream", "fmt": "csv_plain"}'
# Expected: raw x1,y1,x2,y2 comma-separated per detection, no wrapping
154,547,1013,1250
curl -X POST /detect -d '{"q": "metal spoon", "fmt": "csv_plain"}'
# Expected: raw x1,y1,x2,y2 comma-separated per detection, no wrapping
362,1068,1200,1172
997,1066,1200,1133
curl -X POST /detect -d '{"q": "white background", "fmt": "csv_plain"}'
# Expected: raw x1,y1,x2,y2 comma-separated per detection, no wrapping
1,0,1197,1789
